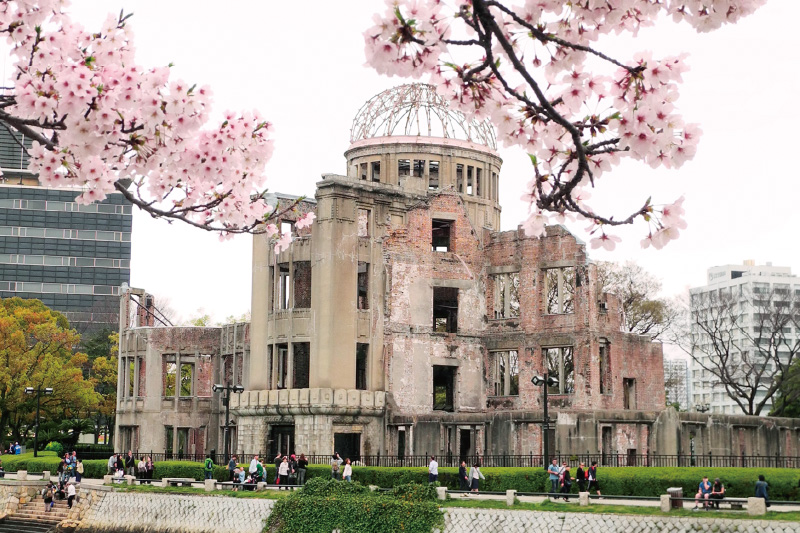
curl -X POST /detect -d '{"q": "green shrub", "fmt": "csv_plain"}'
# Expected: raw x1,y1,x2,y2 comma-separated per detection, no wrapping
266,479,443,533
44,442,64,456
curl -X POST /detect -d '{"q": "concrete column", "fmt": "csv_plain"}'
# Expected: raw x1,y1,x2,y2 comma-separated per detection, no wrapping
248,233,271,390
42,471,50,481
17,470,27,480
747,497,766,516
506,490,517,506
436,486,447,501
659,494,671,512
204,479,216,492
580,492,591,507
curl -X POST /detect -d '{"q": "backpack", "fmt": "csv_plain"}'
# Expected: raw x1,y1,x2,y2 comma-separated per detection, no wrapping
205,458,213,470
45,488,53,500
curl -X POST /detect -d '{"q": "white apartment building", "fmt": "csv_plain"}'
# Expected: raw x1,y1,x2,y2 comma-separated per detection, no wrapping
664,358,690,411
689,261,800,415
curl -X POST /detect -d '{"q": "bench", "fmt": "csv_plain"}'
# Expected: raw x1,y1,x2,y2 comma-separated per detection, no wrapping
162,477,195,487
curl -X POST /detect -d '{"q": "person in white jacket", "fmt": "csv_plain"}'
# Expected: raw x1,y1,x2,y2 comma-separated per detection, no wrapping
342,458,353,482
66,482,76,509
468,462,485,492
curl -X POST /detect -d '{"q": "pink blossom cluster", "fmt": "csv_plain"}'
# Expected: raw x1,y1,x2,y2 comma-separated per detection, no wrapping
0,0,308,242
364,0,766,250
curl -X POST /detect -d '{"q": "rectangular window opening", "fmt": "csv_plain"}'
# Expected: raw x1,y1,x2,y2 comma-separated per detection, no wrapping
371,161,381,182
456,164,464,193
398,159,411,178
545,267,576,314
432,219,453,252
360,162,368,180
293,342,310,389
428,161,440,189
165,426,174,454
433,365,456,411
280,220,294,235
413,159,425,177
433,287,459,333
356,343,368,390
466,166,474,195
397,428,406,459
278,265,290,309
179,363,193,397
128,360,135,397
491,350,519,396
357,262,369,310
277,344,288,389
357,208,370,237
544,347,574,395
476,168,482,196
164,361,176,397
623,378,636,409
493,273,520,319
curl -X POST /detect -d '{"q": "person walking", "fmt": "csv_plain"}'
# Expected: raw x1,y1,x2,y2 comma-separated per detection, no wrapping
343,458,353,482
43,482,54,512
297,454,308,485
559,465,574,502
75,459,84,482
278,456,290,489
693,476,712,510
755,474,770,508
458,461,469,492
575,462,586,492
587,461,602,497
203,454,215,480
468,461,485,492
428,456,439,484
66,481,76,509
228,455,238,482
331,452,343,480
547,459,561,494
288,454,298,488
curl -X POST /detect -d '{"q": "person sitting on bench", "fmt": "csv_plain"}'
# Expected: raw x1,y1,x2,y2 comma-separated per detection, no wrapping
709,478,725,509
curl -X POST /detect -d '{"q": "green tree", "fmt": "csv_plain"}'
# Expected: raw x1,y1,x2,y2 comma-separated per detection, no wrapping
0,298,99,448
82,329,119,444
771,359,800,418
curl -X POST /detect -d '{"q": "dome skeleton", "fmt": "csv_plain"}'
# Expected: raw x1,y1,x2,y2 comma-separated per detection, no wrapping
350,84,497,150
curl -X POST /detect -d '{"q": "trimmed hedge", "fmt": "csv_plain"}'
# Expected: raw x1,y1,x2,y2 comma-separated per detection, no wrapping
0,452,108,478
266,478,443,533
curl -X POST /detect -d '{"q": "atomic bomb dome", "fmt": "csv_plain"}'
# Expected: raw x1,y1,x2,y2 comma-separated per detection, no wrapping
349,83,497,150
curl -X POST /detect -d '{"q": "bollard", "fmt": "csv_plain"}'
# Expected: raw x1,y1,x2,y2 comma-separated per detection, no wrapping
506,490,517,506
747,497,766,516
436,486,447,501
41,471,50,482
17,470,27,481
125,475,135,485
204,479,216,492
579,492,590,507
660,494,671,512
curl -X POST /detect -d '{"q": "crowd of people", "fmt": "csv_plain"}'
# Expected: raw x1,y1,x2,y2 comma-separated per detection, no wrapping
106,451,154,481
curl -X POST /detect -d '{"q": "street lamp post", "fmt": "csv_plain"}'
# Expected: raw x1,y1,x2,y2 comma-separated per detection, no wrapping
212,383,244,463
531,373,559,470
24,386,53,458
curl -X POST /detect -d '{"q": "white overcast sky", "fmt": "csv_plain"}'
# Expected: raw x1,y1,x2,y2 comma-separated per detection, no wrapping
60,0,800,324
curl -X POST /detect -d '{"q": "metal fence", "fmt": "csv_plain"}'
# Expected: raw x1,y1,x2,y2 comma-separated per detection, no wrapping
83,451,800,469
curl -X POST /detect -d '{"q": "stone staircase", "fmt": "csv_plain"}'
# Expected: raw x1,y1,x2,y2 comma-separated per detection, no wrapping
0,495,69,533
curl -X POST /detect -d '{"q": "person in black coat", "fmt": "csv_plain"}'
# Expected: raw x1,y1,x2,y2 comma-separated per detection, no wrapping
576,463,586,492
115,454,124,473
458,461,469,491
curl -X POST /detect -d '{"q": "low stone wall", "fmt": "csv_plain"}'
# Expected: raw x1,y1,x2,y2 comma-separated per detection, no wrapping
77,492,275,533
443,508,800,533
0,479,46,517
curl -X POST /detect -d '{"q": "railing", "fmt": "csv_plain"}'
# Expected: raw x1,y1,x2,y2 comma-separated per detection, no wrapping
82,451,800,469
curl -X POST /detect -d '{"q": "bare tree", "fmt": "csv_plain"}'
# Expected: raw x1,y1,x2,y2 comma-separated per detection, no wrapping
596,261,680,341
673,287,800,416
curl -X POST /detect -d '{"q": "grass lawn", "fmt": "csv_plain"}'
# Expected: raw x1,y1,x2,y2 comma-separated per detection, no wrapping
114,483,290,499
441,498,800,522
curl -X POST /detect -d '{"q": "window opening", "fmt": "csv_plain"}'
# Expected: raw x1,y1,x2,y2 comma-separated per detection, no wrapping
356,343,368,390
466,166,474,195
456,164,464,192
179,363,193,397
476,168,482,196
293,342,310,389
128,360,135,397
176,428,190,457
371,161,381,182
277,344,288,389
357,262,369,310
599,340,611,394
164,361,176,397
398,159,411,178
545,267,575,314
491,350,519,396
360,163,368,180
433,287,459,333
413,159,425,177
397,427,406,459
492,273,520,318
432,219,453,252
278,265,290,309
433,365,456,411
165,426,174,455
280,220,294,235
428,161,440,189
543,346,574,394
623,378,636,409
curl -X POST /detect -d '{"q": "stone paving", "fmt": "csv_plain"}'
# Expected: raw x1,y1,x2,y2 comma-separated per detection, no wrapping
442,508,800,533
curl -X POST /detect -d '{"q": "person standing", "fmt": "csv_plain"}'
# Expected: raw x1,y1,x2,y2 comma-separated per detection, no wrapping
343,458,353,482
468,461,485,492
297,454,308,485
547,459,561,494
288,454,298,488
559,465,574,502
125,451,135,477
145,456,154,482
273,453,283,484
755,475,770,508
587,461,602,497
278,456,290,489
331,452,343,480
249,455,259,480
228,455,238,482
107,453,116,476
203,454,215,480
75,459,84,482
576,462,586,493
458,461,469,491
43,482,54,512
66,481,76,509
428,456,439,484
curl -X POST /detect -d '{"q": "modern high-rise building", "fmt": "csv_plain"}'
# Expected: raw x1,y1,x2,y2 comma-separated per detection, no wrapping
663,358,690,411
0,128,132,333
689,261,800,415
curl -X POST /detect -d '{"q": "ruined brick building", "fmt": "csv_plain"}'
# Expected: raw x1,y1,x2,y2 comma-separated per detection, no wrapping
116,84,800,462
